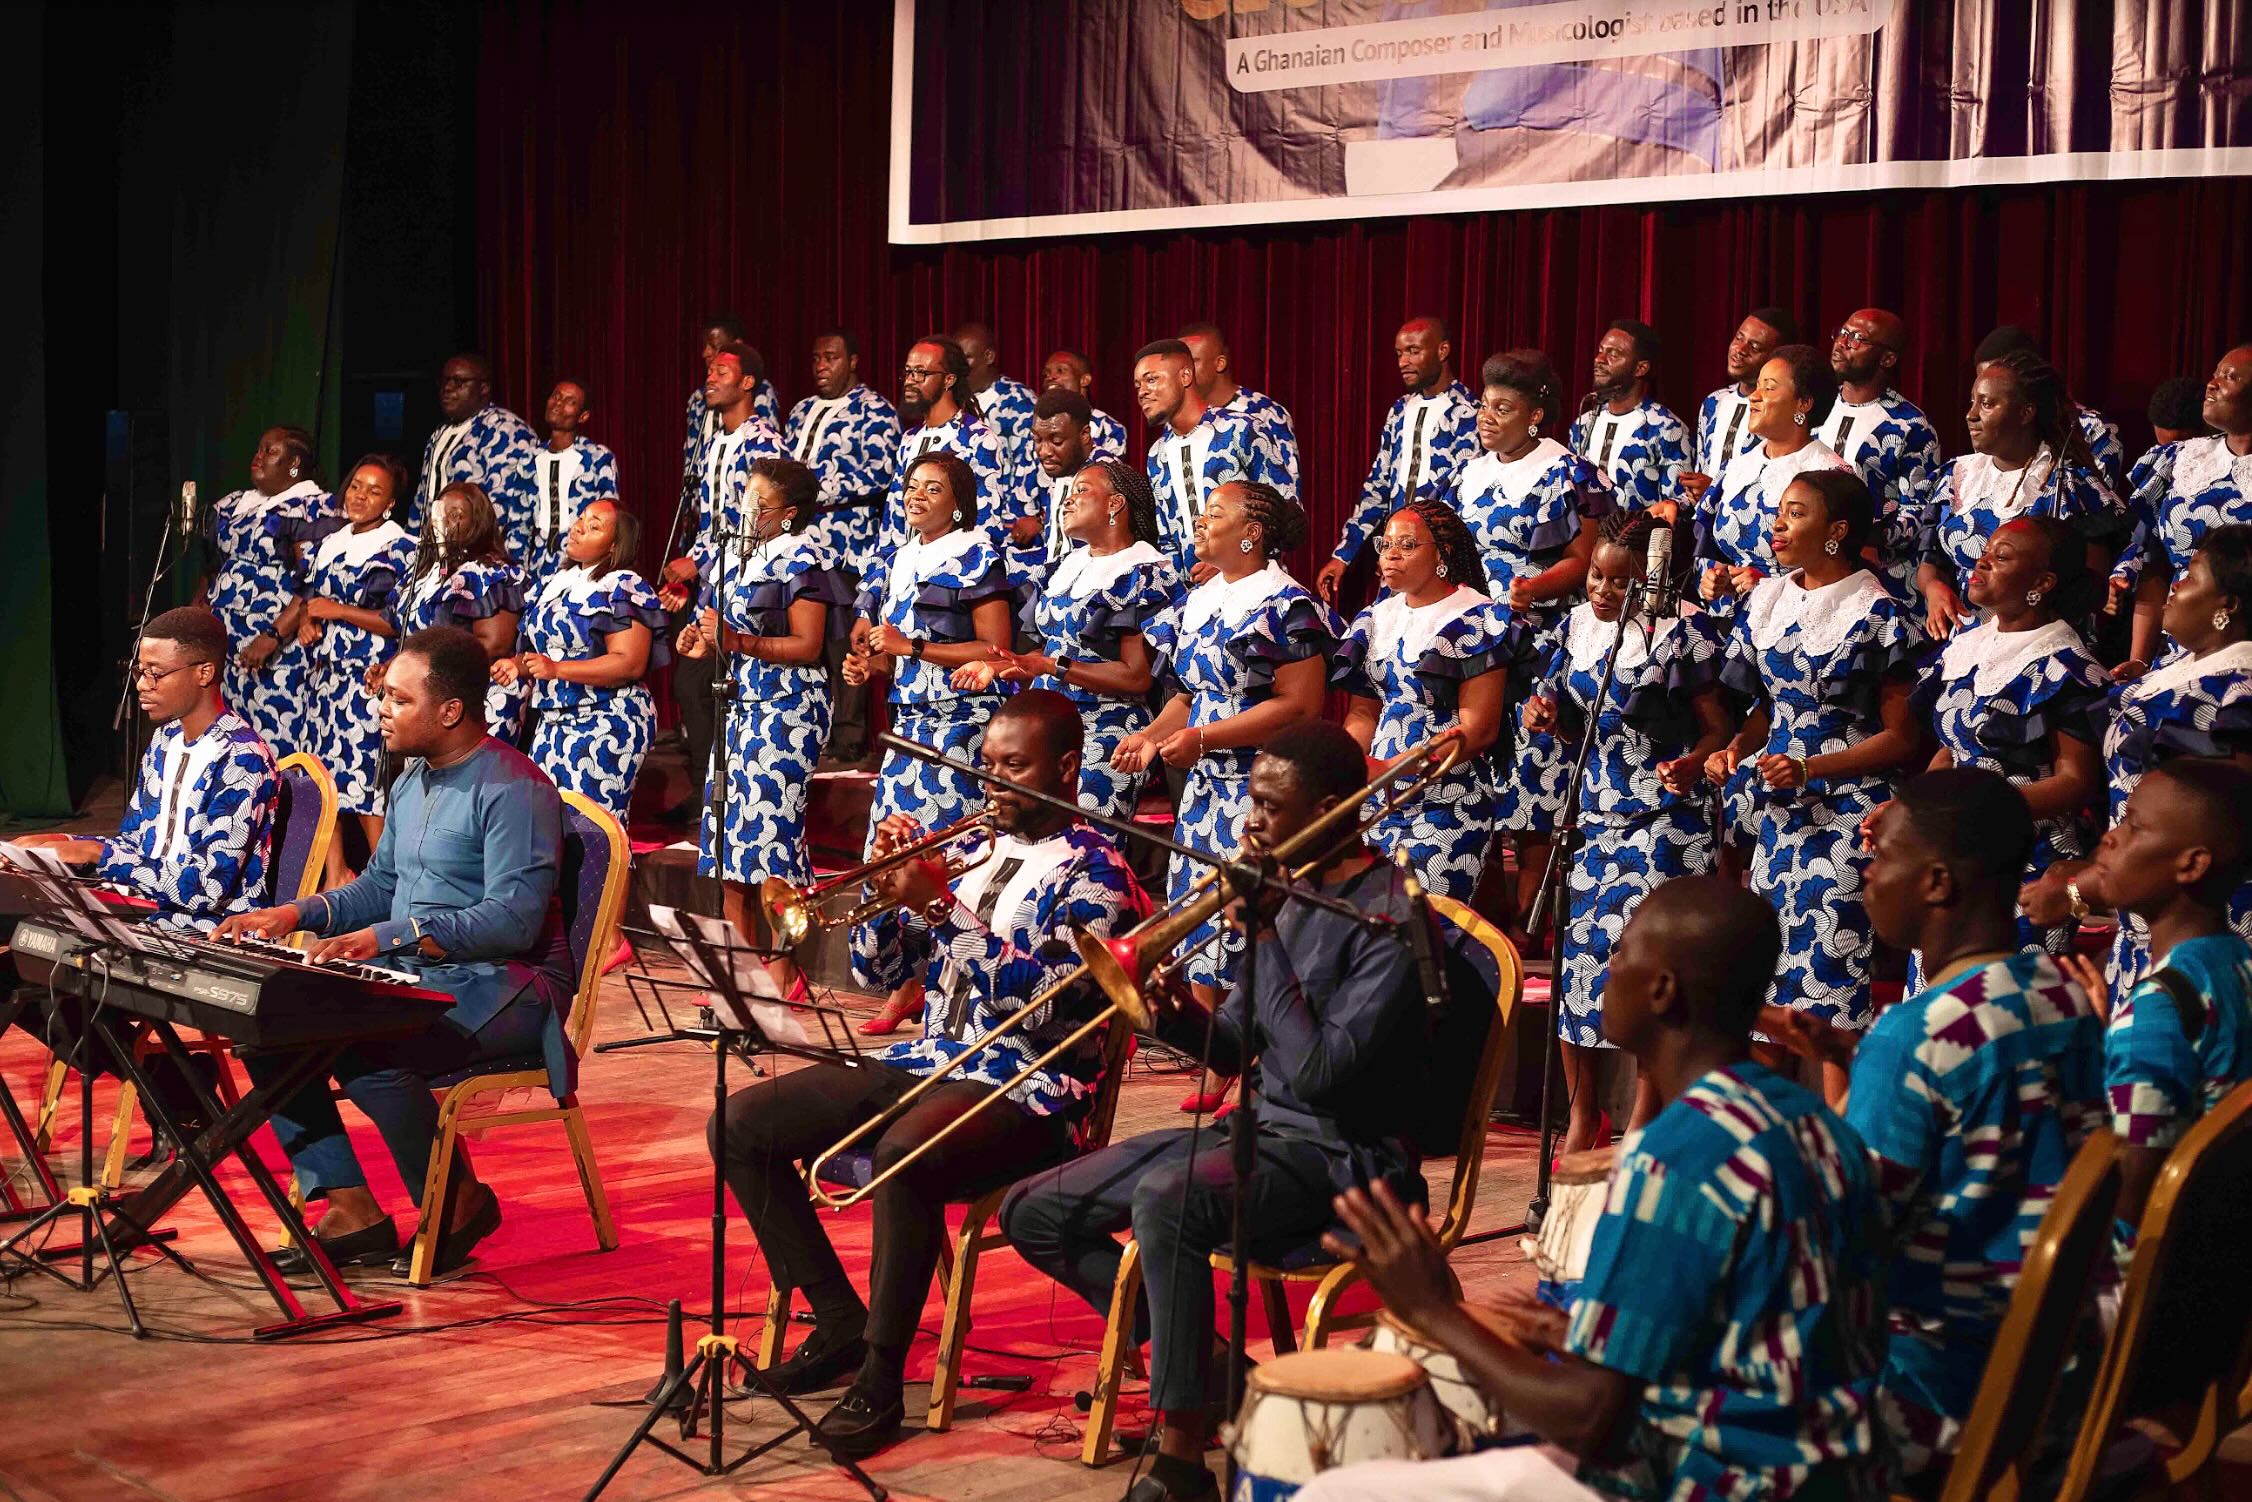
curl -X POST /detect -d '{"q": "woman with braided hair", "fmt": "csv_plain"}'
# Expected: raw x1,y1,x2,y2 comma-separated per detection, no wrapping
1118,480,1341,1110
954,458,1182,818
383,481,526,740
1339,499,1512,900
1917,348,2122,638
1525,508,1732,1149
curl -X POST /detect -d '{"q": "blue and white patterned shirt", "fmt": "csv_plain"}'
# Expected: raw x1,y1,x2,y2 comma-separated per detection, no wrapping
412,404,542,558
886,411,1017,546
1570,397,1691,512
523,436,621,579
95,710,278,933
686,414,788,584
970,375,1042,523
1220,387,1301,497
783,384,901,574
1086,405,1130,462
1332,381,1481,566
1814,389,1943,591
859,823,1147,1122
1565,1061,1887,1502
1145,406,1296,574
1692,383,1758,482
2112,434,2252,593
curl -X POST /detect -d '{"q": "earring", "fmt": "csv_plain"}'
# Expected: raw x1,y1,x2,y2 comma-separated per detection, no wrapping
289,464,301,478
2026,590,2043,608
1108,505,1122,523
953,508,963,524
1794,412,1807,427
1823,538,1840,556
2217,609,2234,632
1238,537,1254,554
1437,562,1449,578
1528,422,1539,439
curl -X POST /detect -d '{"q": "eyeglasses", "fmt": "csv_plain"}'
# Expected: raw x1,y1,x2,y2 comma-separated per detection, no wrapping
1373,537,1429,558
901,366,943,382
1833,326,1894,352
133,662,207,686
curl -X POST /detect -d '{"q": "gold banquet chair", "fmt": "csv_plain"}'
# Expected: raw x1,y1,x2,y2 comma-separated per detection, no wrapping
1079,893,1521,1467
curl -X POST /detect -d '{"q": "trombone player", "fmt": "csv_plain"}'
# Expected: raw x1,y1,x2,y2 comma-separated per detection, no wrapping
709,689,1147,1458
1002,718,1436,1502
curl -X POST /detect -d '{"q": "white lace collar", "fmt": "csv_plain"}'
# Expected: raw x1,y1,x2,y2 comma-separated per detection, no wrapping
1363,585,1484,666
2138,638,2252,699
1563,599,1682,675
319,519,407,565
2171,433,2252,498
739,529,818,582
1745,569,1887,656
1951,446,2056,519
1938,618,2083,697
1047,540,1163,602
1491,436,1569,496
1179,560,1291,638
886,527,983,605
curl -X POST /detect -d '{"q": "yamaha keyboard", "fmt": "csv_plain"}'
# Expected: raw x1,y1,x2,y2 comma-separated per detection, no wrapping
9,921,454,1047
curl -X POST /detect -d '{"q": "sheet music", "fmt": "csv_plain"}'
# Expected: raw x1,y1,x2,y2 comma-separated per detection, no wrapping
645,905,864,1055
0,841,158,951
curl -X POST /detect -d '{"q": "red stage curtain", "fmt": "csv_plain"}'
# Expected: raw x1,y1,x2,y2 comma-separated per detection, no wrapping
474,1,2252,593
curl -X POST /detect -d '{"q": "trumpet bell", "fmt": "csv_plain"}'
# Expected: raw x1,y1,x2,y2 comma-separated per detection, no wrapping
760,876,815,949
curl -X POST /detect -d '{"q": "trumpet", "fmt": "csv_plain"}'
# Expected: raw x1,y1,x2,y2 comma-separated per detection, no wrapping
800,730,1466,1211
759,811,995,949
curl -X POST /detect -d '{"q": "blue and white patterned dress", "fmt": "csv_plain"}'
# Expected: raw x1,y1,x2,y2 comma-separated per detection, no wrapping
95,709,278,933
1543,602,1725,1045
392,555,527,741
523,563,671,826
686,415,788,584
855,824,1147,1129
2112,434,2252,596
1146,406,1300,575
1913,620,2109,968
858,529,1012,838
207,478,336,757
521,436,620,596
2101,640,2252,995
1453,438,1612,833
1569,397,1691,512
1695,438,1852,590
1330,382,1482,570
410,404,542,558
2079,405,2126,493
1339,587,1514,900
1924,448,2122,607
1815,390,1944,594
782,383,900,575
1025,541,1181,820
1722,571,1924,1027
690,532,843,882
1144,564,1343,989
886,414,1017,550
301,521,416,817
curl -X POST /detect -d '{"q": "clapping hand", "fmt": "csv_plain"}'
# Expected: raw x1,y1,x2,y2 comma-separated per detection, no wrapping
1520,695,1558,736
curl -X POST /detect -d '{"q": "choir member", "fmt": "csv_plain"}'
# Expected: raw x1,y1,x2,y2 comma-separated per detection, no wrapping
1695,344,1850,613
2114,344,2252,673
2145,374,2207,447
954,318,1041,530
1040,346,1129,456
1918,350,2120,638
674,460,841,995
411,353,539,556
1177,321,1300,495
1023,387,1121,575
885,334,1013,545
523,378,619,596
1137,338,1294,581
845,452,1014,1034
1705,469,1926,1098
288,454,417,882
2024,525,2252,995
1687,307,1795,489
1116,482,1339,1020
1339,500,1512,901
205,425,335,756
1972,325,2126,490
785,328,899,765
681,314,781,476
386,481,525,741
1814,308,1943,593
1527,511,1731,1150
1316,318,1479,605
1567,318,1690,512
953,458,1177,819
505,498,669,827
1909,517,2108,972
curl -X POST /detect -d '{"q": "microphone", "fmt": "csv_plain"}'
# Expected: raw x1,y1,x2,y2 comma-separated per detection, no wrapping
176,480,199,542
1641,522,1676,617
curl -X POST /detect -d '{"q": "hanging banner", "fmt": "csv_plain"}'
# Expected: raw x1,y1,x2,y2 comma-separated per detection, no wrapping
889,0,2252,244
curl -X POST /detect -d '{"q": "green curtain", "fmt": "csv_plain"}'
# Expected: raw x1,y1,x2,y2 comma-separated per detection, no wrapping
0,5,68,819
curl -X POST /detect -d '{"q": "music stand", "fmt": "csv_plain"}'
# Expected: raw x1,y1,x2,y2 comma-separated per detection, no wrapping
582,911,888,1502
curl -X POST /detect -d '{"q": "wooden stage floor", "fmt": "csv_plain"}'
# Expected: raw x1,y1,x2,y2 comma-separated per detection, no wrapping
0,954,1545,1502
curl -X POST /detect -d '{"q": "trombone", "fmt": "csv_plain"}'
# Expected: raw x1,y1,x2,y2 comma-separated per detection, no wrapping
759,812,996,949
801,730,1466,1210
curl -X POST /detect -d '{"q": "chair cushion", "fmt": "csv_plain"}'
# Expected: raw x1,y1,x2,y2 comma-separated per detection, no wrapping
432,1054,545,1089
269,768,320,903
816,1148,877,1191
560,803,615,980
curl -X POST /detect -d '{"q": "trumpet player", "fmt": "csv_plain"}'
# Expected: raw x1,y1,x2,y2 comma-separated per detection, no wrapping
709,690,1146,1458
1001,718,1434,1502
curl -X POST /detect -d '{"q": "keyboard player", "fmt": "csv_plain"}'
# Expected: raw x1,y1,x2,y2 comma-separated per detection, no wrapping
217,626,574,1277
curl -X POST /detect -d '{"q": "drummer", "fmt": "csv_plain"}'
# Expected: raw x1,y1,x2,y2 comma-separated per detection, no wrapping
1296,876,1889,1502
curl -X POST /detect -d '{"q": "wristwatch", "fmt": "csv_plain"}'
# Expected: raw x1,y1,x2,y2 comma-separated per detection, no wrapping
2066,878,2091,922
910,639,926,661
1050,655,1077,680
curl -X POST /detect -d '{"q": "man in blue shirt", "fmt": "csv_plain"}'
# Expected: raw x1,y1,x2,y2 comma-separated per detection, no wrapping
2060,759,2252,1268
1298,875,1887,1502
1568,317,1691,513
220,627,574,1278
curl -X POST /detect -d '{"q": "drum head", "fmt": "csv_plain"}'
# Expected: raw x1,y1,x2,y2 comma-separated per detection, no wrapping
1249,1349,1426,1402
1551,1144,1618,1185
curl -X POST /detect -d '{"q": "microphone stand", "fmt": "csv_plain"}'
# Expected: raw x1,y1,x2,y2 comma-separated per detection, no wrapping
112,497,191,786
1520,578,1664,1233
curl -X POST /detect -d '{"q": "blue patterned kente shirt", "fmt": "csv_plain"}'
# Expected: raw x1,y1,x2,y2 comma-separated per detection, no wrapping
1564,1060,1887,1502
96,709,278,933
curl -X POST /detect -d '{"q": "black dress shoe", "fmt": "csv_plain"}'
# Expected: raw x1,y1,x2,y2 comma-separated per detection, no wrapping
272,1216,401,1277
393,1184,501,1278
810,1387,904,1458
765,1332,869,1395
1124,1465,1219,1502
